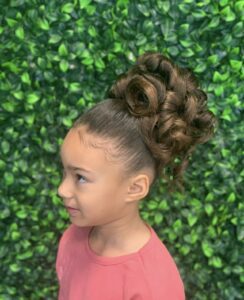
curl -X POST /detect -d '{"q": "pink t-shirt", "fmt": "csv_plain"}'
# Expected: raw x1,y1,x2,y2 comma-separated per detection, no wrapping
56,223,185,300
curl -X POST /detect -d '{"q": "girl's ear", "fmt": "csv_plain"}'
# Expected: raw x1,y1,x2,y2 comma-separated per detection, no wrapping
125,173,151,203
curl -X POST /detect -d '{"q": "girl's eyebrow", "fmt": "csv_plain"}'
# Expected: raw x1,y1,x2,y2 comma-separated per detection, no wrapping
66,165,94,174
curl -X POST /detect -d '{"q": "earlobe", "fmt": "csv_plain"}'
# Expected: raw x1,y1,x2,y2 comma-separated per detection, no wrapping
125,174,150,202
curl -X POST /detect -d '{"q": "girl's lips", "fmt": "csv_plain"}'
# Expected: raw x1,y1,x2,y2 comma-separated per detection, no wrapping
65,206,80,216
65,206,79,210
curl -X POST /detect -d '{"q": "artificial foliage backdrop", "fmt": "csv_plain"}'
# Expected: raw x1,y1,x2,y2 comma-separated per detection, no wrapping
0,0,243,299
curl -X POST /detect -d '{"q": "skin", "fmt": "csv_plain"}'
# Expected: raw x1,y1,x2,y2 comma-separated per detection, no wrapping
58,125,154,257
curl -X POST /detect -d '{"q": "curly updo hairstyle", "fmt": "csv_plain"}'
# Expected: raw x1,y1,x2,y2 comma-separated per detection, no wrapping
73,52,218,193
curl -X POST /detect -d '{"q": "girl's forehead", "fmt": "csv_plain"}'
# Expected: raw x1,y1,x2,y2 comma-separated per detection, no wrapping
64,127,113,151
61,127,122,166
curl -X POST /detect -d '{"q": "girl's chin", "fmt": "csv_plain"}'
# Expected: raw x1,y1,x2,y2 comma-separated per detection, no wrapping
69,217,90,227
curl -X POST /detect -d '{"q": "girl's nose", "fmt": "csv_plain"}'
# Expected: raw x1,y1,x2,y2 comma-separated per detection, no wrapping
57,179,73,199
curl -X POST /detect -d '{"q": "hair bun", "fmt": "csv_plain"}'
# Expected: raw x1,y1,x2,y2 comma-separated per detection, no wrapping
108,52,217,187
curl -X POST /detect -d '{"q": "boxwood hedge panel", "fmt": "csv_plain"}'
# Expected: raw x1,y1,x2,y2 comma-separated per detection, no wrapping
0,0,243,299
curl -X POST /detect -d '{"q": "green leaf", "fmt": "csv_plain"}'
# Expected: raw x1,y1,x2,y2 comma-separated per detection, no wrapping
95,57,105,69
10,263,21,273
205,204,214,216
16,210,28,219
13,91,24,99
184,232,198,244
207,54,218,64
194,62,206,73
230,59,242,71
208,16,220,28
58,43,68,56
36,245,48,254
88,26,97,37
62,117,72,128
43,140,56,153
1,140,10,154
77,97,85,107
21,72,31,85
210,256,223,268
227,192,236,202
18,159,28,172
192,10,206,18
158,1,170,13
180,245,190,255
187,214,198,227
6,17,18,27
24,114,35,125
37,57,46,69
11,231,21,241
61,3,74,13
201,240,214,257
221,107,232,121
220,6,236,22
82,56,94,65
2,61,20,73
69,82,81,92
27,93,40,104
0,159,6,170
180,40,193,48
234,1,244,12
181,48,194,57
213,71,228,82
233,22,243,38
173,219,182,232
178,23,190,35
59,59,69,72
154,212,163,224
49,34,62,44
2,102,15,112
179,3,190,13
0,207,10,219
219,0,228,6
79,0,91,9
113,42,123,53
17,250,33,260
167,46,179,56
86,5,96,15
37,18,50,30
214,85,224,96
4,172,14,186
137,4,150,16
117,0,129,7
15,26,25,39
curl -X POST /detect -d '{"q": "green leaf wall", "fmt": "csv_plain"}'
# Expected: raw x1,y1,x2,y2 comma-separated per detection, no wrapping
0,0,243,299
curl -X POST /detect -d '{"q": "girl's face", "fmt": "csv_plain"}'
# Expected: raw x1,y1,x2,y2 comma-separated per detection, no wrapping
57,126,133,227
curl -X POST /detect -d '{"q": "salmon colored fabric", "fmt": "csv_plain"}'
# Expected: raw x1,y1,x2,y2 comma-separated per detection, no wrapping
56,223,185,300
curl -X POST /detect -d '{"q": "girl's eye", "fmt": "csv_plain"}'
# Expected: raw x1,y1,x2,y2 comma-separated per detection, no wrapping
76,174,87,184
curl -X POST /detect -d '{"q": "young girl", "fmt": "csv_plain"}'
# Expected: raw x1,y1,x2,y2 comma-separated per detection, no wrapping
56,52,217,299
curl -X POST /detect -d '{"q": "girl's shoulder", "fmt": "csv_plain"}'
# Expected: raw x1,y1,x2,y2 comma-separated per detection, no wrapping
138,226,185,299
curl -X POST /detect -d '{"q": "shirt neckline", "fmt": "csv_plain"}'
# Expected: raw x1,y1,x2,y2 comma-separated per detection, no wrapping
85,222,155,265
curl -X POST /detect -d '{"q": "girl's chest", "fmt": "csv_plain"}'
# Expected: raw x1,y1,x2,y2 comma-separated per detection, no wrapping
59,261,150,300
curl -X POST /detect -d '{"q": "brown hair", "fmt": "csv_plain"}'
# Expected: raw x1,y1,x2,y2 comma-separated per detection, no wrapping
73,52,218,193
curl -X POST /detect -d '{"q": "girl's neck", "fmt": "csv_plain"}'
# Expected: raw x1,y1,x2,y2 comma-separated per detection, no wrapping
88,217,151,257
